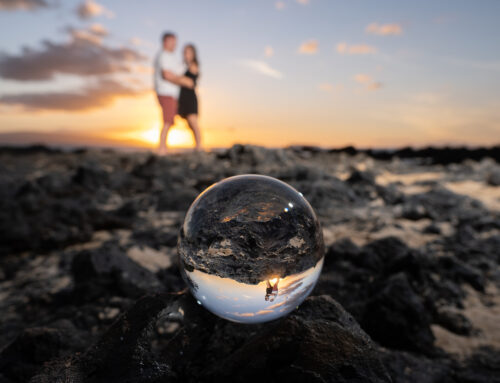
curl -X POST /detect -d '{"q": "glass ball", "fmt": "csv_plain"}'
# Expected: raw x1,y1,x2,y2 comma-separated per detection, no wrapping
178,174,324,324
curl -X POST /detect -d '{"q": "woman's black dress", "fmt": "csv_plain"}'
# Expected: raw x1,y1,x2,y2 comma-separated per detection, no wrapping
178,69,198,117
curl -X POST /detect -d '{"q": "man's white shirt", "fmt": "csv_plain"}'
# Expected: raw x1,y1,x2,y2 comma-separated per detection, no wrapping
154,50,183,97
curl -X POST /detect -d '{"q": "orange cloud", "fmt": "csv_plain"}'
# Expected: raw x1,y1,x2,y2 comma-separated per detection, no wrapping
337,42,377,55
297,0,310,4
255,309,274,315
264,45,274,57
130,37,142,46
298,39,318,54
129,37,154,49
354,74,373,84
89,23,108,36
318,83,333,92
133,64,154,74
366,22,402,36
367,82,383,90
68,25,107,44
275,1,285,10
77,0,114,19
233,312,255,317
354,74,382,90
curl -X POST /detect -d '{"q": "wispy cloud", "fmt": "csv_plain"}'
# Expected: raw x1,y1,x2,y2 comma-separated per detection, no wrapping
267,299,288,309
275,1,285,10
65,24,108,44
231,312,255,317
317,83,343,93
76,0,114,19
366,82,382,90
337,42,376,55
239,59,283,79
0,78,145,111
130,37,142,46
255,309,274,315
0,0,49,11
89,23,108,36
354,74,372,84
129,37,154,49
318,83,334,92
354,74,382,90
366,22,402,36
318,82,333,92
264,45,274,58
296,0,310,4
298,39,318,55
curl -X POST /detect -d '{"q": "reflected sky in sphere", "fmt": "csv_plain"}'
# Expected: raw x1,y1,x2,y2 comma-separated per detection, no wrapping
178,174,324,324
182,258,324,323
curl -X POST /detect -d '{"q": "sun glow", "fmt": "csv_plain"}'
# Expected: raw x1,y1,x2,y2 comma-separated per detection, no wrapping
166,117,196,148
270,277,279,285
138,124,160,145
126,116,196,149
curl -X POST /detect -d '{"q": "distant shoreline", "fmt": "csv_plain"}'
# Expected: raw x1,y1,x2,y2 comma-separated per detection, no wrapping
1,142,499,165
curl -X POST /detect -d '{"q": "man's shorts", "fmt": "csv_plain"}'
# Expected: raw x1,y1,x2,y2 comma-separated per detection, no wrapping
157,95,177,125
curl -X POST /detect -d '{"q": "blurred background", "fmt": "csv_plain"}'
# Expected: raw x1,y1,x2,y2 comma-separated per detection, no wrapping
0,0,499,150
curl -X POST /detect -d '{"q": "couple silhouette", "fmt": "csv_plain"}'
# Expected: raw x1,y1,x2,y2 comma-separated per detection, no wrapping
154,32,201,154
265,279,279,302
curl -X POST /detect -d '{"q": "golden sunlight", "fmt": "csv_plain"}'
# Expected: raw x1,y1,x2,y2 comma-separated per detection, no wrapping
138,123,160,145
167,117,195,148
269,277,279,285
121,116,196,149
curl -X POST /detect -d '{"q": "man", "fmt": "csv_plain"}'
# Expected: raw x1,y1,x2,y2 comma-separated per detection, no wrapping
154,32,193,154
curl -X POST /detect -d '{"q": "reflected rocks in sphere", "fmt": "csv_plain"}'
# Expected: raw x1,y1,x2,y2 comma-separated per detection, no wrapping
178,174,324,323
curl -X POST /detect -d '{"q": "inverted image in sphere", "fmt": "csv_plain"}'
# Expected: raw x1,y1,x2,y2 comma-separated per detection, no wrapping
178,174,324,324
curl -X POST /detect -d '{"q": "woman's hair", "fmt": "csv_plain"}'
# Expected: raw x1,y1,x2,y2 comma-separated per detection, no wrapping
184,44,199,67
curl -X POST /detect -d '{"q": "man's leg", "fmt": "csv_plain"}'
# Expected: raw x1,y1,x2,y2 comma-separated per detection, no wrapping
158,122,171,155
157,96,176,155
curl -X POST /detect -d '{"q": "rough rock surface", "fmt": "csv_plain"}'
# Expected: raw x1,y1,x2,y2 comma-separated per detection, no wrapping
27,294,391,383
0,144,499,382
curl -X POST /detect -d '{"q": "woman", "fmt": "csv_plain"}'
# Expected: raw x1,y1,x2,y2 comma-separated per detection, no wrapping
178,44,202,150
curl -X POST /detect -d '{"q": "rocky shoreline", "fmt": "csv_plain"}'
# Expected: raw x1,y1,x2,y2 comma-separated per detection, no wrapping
1,144,499,382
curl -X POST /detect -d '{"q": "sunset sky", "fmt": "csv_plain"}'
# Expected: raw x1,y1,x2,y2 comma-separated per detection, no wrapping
0,0,499,149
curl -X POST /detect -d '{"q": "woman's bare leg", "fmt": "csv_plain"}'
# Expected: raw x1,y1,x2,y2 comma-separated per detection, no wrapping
186,114,202,151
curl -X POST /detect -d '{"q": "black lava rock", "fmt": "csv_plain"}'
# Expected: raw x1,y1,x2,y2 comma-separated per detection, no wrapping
487,169,500,186
361,273,435,354
71,242,164,299
31,294,391,383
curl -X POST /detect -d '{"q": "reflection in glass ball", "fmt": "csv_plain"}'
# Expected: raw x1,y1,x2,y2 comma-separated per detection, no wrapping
178,174,324,324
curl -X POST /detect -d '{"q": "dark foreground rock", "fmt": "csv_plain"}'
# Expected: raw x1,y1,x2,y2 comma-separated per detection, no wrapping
29,294,391,383
71,242,164,299
361,273,435,354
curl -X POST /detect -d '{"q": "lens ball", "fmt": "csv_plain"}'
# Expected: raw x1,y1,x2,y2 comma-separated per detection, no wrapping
178,174,324,323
